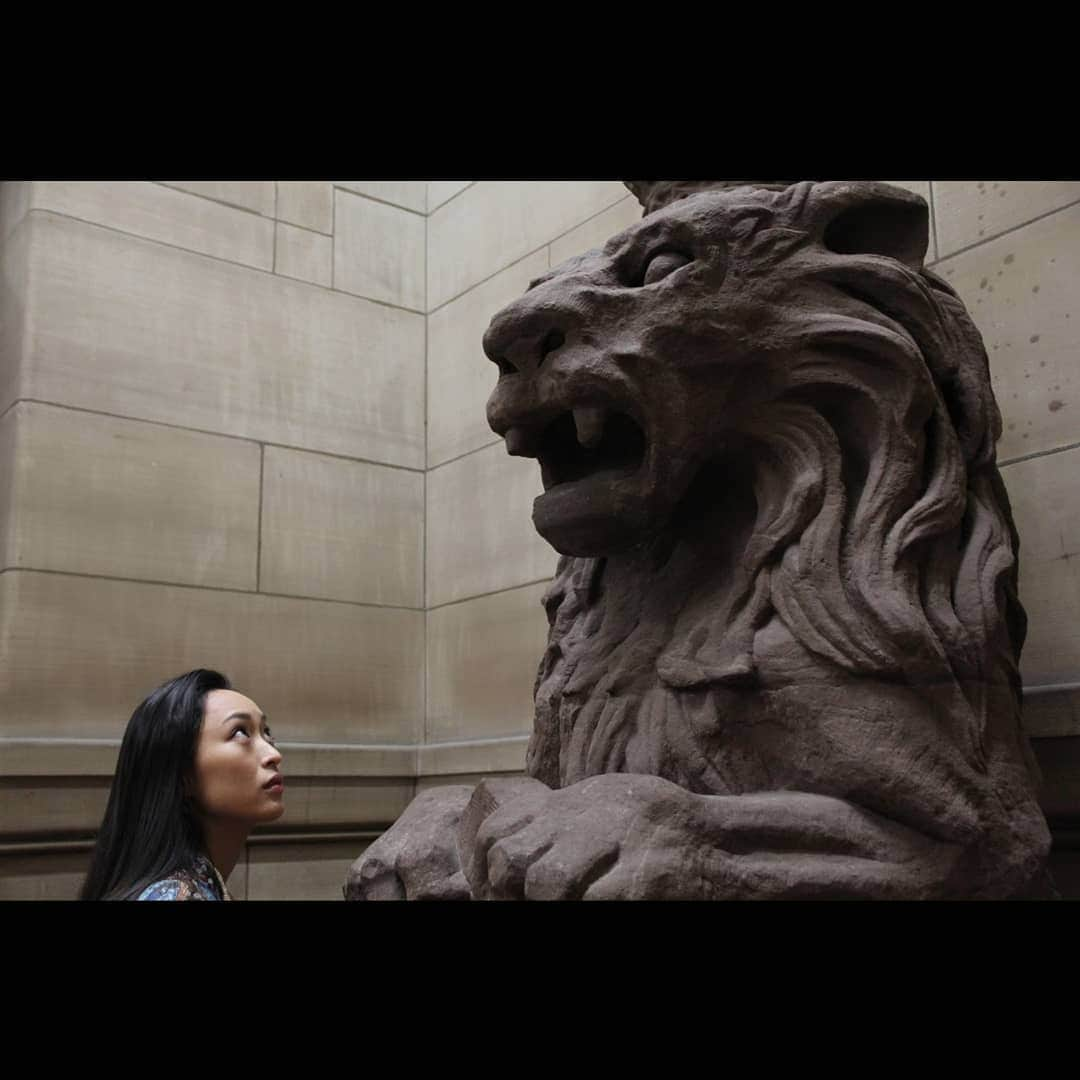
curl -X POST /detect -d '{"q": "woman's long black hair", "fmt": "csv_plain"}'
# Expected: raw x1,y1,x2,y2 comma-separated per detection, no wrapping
80,669,231,901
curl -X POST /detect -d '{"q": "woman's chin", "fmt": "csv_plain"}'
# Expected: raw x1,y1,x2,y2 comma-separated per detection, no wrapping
258,797,286,822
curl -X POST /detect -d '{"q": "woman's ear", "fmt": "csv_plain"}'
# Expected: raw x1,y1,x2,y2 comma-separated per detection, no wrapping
809,181,930,270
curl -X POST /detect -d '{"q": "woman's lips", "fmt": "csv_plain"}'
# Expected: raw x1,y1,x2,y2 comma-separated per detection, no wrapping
263,776,285,793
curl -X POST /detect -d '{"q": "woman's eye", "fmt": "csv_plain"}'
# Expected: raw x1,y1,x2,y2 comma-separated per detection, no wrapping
641,249,692,286
231,726,249,740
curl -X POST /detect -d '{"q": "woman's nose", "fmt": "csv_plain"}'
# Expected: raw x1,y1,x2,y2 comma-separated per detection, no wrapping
263,739,282,767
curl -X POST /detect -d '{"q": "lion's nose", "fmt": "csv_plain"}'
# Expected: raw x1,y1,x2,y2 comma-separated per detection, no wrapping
486,357,554,456
487,378,545,451
483,306,568,375
504,427,539,457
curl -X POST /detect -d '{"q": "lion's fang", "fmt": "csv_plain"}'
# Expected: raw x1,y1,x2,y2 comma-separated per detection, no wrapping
573,407,607,450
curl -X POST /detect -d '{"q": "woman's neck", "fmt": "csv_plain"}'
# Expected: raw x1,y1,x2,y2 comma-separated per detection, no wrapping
199,820,249,882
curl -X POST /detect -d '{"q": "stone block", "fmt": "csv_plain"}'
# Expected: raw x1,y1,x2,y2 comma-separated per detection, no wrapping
30,181,274,269
261,445,423,607
21,212,425,466
427,181,471,212
938,202,1080,462
334,189,425,310
159,181,275,217
274,221,332,286
1,402,260,589
427,181,627,309
276,181,333,235
335,181,427,214
426,583,550,742
0,571,425,744
935,180,1080,259
426,442,558,608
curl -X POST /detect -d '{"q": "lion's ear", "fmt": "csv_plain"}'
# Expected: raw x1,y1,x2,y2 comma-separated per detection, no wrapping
810,181,929,270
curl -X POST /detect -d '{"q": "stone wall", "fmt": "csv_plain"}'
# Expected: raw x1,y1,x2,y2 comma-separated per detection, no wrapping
930,183,1080,895
0,181,429,898
2,180,1077,899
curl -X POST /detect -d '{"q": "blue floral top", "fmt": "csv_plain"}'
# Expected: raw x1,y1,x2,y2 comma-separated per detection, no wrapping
136,855,232,901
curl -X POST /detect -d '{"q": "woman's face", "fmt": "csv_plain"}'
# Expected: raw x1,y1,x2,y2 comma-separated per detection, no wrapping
192,689,284,826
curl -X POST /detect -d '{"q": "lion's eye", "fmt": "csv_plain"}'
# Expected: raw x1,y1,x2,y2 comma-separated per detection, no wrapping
641,249,692,286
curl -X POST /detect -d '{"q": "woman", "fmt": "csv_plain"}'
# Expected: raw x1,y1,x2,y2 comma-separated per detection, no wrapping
80,669,285,900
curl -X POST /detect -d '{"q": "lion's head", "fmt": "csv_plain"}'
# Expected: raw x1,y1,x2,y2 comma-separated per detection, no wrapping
484,182,1025,716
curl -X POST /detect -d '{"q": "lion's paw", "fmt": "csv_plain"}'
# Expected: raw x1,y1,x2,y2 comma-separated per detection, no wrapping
345,785,474,901
469,774,702,901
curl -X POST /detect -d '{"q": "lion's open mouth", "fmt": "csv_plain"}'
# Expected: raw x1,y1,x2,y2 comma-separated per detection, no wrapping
526,405,660,555
537,409,648,491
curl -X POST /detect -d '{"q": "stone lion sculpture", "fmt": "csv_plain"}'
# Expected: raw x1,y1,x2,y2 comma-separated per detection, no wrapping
346,179,1054,900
